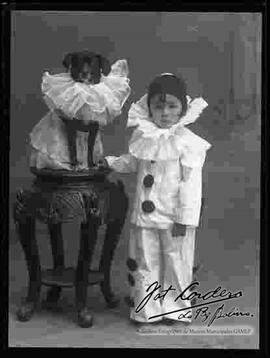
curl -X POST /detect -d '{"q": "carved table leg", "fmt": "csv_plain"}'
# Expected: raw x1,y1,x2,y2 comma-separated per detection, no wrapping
45,223,64,308
75,215,99,328
16,216,41,322
100,181,129,308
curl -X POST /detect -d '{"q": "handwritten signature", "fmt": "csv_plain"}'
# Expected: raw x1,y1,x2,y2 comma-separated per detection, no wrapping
134,281,253,326
194,303,254,326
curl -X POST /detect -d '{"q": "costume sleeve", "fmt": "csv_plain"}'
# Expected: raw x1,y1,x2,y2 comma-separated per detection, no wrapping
175,150,208,227
105,154,138,173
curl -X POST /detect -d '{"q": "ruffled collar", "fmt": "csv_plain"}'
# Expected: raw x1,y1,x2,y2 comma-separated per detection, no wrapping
41,72,112,114
41,59,131,123
42,72,108,93
127,94,211,161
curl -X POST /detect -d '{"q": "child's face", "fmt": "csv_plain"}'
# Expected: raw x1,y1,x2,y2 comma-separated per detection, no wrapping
149,94,182,129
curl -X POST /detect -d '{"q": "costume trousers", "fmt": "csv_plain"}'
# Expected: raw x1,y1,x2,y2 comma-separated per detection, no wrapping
128,225,196,323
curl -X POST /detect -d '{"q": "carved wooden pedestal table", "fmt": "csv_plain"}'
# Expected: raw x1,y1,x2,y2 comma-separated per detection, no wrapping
13,167,129,328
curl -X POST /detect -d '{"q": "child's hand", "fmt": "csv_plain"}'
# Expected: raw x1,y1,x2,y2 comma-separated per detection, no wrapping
106,170,121,186
172,223,187,237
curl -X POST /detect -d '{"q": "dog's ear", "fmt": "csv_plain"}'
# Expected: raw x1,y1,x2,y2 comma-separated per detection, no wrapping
62,52,75,69
98,55,111,76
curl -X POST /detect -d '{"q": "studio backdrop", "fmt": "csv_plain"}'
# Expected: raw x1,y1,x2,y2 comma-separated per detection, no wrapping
9,11,261,348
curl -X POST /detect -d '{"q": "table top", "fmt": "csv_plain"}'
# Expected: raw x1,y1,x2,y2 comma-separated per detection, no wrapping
30,167,111,178
30,167,112,186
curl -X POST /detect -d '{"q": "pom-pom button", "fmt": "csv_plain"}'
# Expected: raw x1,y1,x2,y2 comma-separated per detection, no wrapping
141,200,155,213
143,174,154,188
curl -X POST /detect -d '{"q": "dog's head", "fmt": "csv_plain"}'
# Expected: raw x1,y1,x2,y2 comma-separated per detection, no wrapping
62,50,111,84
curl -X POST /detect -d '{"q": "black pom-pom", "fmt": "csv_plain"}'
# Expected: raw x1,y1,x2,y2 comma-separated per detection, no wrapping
141,200,156,213
143,174,154,188
126,258,138,272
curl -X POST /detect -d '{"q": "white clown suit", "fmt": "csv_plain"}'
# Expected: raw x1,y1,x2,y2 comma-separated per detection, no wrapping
106,94,211,323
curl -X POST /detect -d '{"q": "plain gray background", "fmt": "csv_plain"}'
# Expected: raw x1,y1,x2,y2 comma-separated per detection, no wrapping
9,12,261,348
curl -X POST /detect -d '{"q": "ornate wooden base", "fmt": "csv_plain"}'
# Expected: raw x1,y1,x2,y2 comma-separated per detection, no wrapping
13,168,129,327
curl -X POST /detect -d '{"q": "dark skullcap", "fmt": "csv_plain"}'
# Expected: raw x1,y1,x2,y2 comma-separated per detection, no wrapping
147,73,188,116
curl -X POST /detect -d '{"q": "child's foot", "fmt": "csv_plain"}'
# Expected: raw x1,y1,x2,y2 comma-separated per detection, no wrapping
163,318,191,326
124,296,135,308
129,319,162,327
129,319,142,327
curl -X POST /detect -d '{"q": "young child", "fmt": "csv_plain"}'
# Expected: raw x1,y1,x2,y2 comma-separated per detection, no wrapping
103,73,211,325
29,50,131,171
